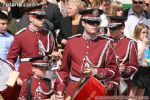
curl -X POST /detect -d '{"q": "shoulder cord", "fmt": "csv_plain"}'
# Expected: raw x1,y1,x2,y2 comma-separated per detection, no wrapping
49,31,56,52
121,40,138,80
38,33,50,56
35,79,54,95
119,40,134,64
84,40,111,68
129,40,138,74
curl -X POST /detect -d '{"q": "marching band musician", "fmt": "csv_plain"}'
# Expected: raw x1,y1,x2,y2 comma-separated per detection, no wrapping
107,16,138,95
55,8,120,99
19,56,54,100
7,5,56,83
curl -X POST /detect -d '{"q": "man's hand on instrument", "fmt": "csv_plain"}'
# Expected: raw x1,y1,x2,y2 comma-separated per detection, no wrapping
119,63,125,72
55,91,64,100
84,67,98,75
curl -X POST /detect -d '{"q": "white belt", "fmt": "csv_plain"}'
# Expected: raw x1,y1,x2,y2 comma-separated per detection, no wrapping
69,73,81,82
21,58,31,62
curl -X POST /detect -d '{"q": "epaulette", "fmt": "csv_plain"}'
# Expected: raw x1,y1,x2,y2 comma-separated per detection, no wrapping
15,28,27,35
68,34,82,39
99,34,114,41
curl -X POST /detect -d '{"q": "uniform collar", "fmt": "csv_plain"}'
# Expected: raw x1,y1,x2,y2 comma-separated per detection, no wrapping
82,34,98,41
28,25,41,32
0,32,9,37
112,33,125,41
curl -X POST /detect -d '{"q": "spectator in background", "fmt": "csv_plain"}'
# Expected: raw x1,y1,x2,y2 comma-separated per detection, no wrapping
44,0,62,30
124,0,149,39
0,1,10,15
108,1,124,16
134,23,149,66
57,0,68,17
0,11,14,60
0,10,20,100
57,0,84,47
144,0,150,13
86,0,102,8
100,0,111,15
132,23,150,97
143,0,150,46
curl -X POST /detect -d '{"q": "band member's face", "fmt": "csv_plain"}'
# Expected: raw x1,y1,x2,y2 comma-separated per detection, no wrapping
82,20,100,35
32,67,47,78
0,19,8,34
29,15,45,28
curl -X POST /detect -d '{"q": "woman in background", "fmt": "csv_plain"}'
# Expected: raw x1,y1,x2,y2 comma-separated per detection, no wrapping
57,0,84,47
108,1,123,16
87,0,102,8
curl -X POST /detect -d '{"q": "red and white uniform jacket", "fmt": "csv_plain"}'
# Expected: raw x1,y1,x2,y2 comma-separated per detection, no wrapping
111,35,138,79
55,34,120,97
7,27,56,80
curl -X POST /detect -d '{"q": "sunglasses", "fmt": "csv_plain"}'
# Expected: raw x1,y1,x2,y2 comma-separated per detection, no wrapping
146,3,150,7
84,20,100,25
32,15,46,20
133,1,143,4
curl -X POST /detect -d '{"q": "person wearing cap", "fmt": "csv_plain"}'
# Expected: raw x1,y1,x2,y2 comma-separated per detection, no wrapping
107,16,138,95
15,0,62,32
7,6,57,82
55,8,120,99
19,56,54,100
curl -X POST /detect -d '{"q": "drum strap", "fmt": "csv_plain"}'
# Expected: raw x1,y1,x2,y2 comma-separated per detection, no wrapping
26,77,53,99
27,77,32,100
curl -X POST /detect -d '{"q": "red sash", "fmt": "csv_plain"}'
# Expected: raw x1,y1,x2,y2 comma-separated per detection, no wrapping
73,76,107,100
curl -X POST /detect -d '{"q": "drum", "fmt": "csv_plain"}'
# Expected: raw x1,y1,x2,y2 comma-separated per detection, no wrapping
0,59,20,100
73,76,107,100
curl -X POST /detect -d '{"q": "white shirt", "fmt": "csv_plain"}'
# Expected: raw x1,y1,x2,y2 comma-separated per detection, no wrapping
124,8,148,38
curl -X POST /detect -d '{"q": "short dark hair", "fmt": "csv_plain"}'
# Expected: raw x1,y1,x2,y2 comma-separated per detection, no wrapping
0,11,8,20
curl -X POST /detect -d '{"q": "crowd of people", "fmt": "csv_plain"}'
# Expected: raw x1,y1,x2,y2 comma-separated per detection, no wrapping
0,0,150,100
